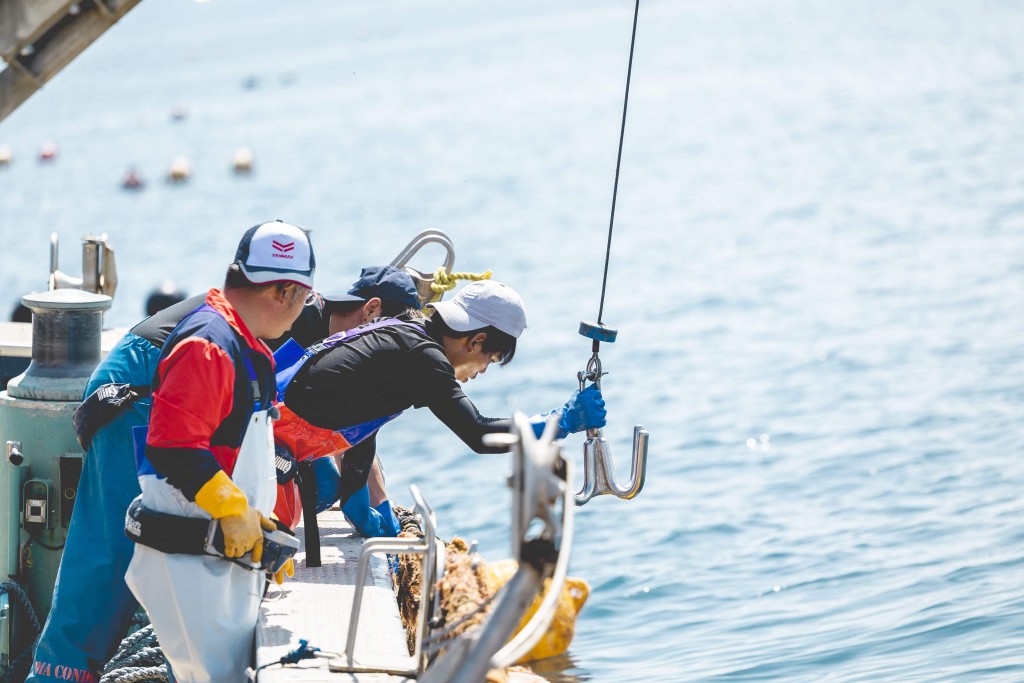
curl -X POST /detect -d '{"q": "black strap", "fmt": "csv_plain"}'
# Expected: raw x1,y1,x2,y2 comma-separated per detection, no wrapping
73,383,152,450
125,499,220,555
295,461,321,567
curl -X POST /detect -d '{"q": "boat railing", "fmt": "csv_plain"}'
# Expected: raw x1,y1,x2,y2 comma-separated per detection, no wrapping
333,484,442,676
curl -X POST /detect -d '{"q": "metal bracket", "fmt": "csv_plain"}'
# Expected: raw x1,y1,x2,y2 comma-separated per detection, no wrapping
48,233,118,298
6,441,24,467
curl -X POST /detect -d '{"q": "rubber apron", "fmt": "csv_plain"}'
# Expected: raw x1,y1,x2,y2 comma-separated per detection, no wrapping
125,354,275,683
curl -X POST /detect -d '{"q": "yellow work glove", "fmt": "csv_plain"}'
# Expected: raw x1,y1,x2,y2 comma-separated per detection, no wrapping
273,558,295,585
194,471,248,518
195,471,274,561
220,507,273,560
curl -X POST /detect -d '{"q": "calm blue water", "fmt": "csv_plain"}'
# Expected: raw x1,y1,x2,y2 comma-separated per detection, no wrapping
4,1,1024,680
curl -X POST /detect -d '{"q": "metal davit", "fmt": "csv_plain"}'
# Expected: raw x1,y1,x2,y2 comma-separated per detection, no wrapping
416,414,574,683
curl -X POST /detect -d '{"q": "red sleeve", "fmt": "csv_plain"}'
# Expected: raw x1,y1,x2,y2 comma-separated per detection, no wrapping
148,337,235,451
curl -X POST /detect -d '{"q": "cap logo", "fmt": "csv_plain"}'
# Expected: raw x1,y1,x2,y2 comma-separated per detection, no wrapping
235,221,315,288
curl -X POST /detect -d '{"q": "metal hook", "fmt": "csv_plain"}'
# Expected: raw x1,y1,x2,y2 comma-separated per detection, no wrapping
574,320,649,506
389,229,456,306
575,425,648,506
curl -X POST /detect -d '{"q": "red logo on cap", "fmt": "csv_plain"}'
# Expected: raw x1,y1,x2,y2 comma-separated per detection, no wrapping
272,240,295,253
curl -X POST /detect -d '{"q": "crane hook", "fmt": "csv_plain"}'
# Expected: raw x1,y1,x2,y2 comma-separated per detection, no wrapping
574,321,649,506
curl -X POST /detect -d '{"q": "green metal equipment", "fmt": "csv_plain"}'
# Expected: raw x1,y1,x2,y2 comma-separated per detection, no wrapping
0,289,110,669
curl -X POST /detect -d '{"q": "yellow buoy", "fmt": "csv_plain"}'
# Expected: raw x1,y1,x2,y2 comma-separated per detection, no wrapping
232,146,253,174
483,559,590,663
168,156,191,182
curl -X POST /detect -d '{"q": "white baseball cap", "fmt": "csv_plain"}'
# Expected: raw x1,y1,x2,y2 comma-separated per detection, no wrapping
234,220,315,288
427,280,527,338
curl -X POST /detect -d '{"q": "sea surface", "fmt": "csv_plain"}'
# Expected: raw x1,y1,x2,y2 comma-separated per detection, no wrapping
3,1,1024,681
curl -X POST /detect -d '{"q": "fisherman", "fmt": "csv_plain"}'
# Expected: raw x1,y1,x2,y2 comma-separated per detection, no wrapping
275,279,607,536
27,225,325,683
122,220,314,683
273,264,425,528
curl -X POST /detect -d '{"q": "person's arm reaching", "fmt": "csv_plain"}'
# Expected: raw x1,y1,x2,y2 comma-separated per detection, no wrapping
428,387,608,451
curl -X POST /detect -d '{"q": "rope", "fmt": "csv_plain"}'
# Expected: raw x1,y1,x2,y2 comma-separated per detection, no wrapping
421,591,500,656
597,0,641,325
0,582,41,683
101,622,169,683
429,267,492,294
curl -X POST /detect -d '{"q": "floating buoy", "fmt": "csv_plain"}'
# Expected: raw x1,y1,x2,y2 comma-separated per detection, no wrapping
122,167,145,190
0,144,11,166
39,140,57,162
170,104,188,122
168,156,190,183
232,146,253,174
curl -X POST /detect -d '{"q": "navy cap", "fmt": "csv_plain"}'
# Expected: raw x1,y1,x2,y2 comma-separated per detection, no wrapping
323,265,421,310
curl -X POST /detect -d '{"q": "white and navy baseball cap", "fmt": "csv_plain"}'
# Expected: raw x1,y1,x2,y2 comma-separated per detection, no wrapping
427,280,527,338
234,220,315,288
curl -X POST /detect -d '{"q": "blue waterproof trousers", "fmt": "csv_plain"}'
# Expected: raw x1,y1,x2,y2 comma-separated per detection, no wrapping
28,334,161,683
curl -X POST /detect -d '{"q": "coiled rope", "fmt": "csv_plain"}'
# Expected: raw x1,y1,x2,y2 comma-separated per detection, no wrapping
100,617,168,683
0,582,41,683
429,267,492,294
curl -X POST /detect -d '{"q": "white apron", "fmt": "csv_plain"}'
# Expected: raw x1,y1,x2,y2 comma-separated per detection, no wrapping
125,408,276,683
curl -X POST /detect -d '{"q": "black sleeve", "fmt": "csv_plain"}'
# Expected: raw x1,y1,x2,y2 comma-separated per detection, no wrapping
428,396,514,454
339,435,376,502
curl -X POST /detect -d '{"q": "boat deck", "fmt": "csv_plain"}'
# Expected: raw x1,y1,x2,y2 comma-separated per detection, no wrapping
255,511,415,682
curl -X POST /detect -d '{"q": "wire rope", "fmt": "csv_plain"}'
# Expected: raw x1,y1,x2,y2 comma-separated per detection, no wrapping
598,0,641,325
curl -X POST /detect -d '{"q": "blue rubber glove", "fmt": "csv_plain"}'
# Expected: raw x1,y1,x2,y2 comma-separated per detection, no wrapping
311,456,342,513
341,485,400,537
530,385,607,439
374,499,402,537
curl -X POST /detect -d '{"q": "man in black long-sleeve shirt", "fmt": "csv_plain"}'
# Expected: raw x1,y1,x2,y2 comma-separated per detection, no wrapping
276,279,607,536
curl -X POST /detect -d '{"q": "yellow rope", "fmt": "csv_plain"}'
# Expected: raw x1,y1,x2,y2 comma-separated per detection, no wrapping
430,267,492,294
